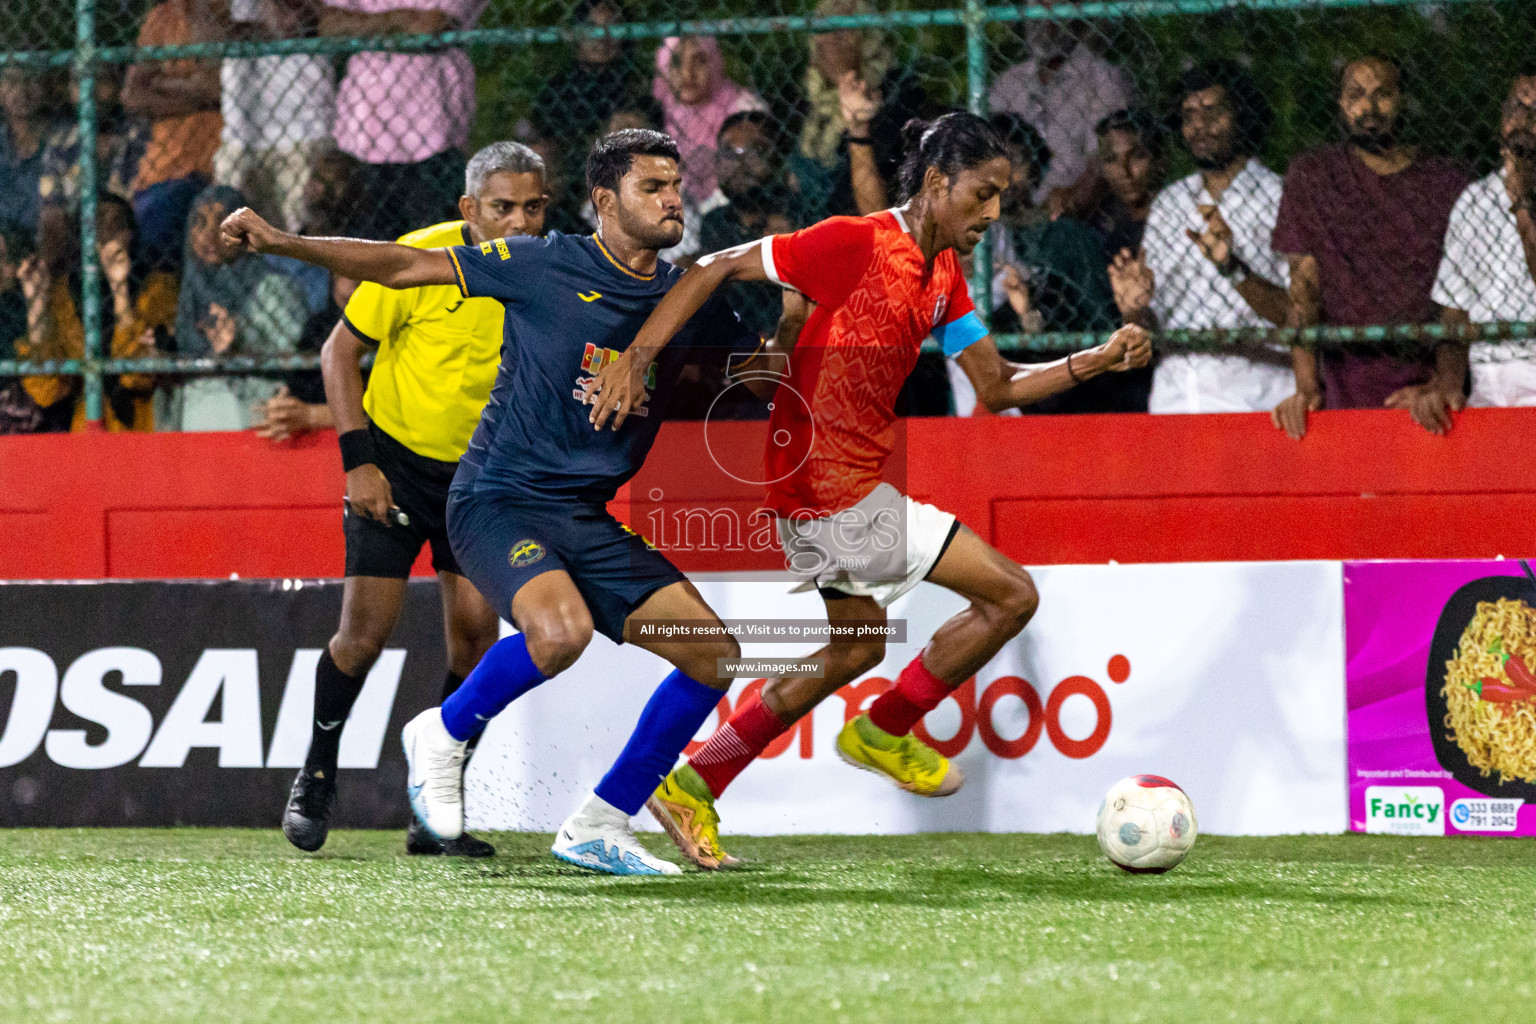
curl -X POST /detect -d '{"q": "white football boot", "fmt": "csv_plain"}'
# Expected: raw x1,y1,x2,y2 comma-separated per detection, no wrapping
401,708,467,841
551,793,683,875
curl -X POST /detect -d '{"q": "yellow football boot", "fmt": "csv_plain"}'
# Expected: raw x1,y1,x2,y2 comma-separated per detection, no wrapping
836,713,965,797
646,765,741,870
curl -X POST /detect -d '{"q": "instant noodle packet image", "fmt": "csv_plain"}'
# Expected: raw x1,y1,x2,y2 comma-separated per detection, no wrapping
1346,559,1536,837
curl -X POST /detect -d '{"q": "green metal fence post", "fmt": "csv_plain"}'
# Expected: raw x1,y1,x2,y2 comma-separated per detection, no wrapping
965,0,991,328
76,0,103,427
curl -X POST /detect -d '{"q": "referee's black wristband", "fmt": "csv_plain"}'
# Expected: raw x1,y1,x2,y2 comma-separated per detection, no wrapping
338,429,376,472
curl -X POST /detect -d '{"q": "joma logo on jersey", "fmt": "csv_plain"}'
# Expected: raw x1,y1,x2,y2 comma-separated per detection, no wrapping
580,344,657,388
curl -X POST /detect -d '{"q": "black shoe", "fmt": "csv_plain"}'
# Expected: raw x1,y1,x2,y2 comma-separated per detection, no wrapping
406,816,496,857
282,765,338,852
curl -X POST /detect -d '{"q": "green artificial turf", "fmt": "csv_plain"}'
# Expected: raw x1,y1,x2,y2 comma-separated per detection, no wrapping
1,830,1534,1023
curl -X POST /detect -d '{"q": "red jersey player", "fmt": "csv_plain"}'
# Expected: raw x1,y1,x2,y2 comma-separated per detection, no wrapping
588,113,1151,868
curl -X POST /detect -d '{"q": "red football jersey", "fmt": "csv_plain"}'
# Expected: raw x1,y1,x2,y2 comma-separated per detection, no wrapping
760,209,976,517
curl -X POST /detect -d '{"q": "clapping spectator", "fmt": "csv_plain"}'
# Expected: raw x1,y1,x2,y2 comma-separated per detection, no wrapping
123,0,226,270
216,0,335,232
1270,56,1470,438
13,194,175,432
796,0,927,217
1115,62,1294,414
698,111,806,336
164,184,306,430
323,0,479,241
652,36,768,206
1433,70,1536,408
1,67,70,235
1086,108,1165,259
529,0,645,154
989,20,1135,216
986,113,1118,337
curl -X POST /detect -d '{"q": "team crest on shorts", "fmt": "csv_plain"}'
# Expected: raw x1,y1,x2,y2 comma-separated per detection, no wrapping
932,294,949,326
508,540,545,567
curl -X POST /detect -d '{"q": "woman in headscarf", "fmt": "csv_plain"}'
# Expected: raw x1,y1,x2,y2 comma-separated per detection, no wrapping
12,192,175,431
163,183,306,431
796,0,928,217
652,35,767,205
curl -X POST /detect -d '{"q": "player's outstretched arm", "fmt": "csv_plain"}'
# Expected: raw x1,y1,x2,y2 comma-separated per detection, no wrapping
957,324,1152,414
219,208,456,290
588,242,770,430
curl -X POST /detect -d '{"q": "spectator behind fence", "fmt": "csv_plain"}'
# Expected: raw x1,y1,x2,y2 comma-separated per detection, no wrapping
1087,108,1164,261
797,0,927,218
163,184,306,430
123,0,225,270
37,65,150,264
1,67,70,235
949,113,1122,418
652,36,768,207
529,0,645,153
1434,70,1536,408
1114,62,1294,414
13,194,174,433
323,0,479,241
989,20,1135,216
216,0,335,232
698,111,807,337
0,223,42,435
1271,56,1470,438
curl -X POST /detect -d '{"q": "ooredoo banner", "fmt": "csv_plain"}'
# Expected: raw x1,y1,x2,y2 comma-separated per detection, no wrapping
1346,559,1536,837
469,562,1347,836
0,565,1348,835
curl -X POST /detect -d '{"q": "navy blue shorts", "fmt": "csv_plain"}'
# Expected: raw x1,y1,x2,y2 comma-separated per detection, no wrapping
447,490,686,644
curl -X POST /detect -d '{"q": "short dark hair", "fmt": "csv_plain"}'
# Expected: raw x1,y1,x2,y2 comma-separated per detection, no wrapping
1095,107,1169,160
585,128,680,196
897,111,1009,202
1178,60,1273,155
719,109,775,142
573,0,624,24
989,111,1052,190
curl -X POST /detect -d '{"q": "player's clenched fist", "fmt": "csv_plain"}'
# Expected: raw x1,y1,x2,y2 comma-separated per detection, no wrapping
1101,323,1152,371
220,207,286,255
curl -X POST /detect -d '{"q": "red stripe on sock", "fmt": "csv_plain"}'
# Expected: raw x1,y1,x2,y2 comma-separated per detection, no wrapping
688,693,787,798
866,652,951,737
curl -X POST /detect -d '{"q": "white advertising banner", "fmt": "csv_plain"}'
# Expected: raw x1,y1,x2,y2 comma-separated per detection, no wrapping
467,561,1348,836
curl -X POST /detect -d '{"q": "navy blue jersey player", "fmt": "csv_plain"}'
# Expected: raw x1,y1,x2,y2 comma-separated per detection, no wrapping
221,131,774,874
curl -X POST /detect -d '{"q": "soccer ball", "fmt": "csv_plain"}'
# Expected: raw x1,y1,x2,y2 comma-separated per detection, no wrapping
1096,775,1198,873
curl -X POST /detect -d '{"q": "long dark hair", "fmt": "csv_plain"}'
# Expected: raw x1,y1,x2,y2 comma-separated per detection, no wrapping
896,111,1009,202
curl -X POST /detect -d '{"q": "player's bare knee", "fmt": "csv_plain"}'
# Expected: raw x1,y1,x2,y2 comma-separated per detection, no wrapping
845,639,885,678
523,612,593,677
329,628,388,677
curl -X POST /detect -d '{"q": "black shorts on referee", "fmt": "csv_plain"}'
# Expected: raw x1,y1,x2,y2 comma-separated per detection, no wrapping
344,420,462,579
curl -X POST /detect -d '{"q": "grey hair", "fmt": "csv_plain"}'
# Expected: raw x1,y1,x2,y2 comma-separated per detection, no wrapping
464,141,546,197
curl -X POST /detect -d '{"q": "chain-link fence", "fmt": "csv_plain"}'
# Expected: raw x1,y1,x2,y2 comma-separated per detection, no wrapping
1,0,1534,428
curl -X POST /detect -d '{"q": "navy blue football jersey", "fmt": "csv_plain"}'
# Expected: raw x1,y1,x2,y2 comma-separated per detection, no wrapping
446,231,759,503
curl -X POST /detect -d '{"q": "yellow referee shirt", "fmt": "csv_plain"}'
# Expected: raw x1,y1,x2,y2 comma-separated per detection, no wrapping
343,220,505,463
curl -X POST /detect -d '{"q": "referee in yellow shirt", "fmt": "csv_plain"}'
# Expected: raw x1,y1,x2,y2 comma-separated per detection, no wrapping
282,142,548,857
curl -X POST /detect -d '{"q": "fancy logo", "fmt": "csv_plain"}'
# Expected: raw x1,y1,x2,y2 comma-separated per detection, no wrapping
580,344,657,388
508,540,546,567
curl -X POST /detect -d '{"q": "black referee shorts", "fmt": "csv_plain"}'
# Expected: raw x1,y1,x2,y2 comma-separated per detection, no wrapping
343,421,462,579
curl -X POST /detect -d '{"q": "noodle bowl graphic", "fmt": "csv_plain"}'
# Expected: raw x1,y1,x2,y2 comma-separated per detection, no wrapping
1426,568,1536,799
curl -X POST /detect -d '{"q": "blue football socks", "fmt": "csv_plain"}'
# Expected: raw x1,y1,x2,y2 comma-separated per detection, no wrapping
594,669,725,815
439,634,548,741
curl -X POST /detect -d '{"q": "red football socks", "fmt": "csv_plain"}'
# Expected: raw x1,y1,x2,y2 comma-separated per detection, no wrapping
688,692,788,798
866,652,953,737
